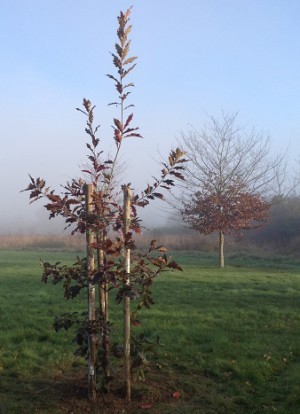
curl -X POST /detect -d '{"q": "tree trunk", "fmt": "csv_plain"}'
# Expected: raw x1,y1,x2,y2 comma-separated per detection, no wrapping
96,234,110,390
85,184,97,400
123,185,131,401
219,229,225,268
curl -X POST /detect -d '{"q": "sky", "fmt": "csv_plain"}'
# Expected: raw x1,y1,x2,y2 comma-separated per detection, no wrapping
0,0,300,233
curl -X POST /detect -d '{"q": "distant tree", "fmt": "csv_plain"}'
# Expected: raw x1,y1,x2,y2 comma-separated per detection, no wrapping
179,113,285,267
182,177,270,267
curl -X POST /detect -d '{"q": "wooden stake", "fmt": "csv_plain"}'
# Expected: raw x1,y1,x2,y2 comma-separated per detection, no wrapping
123,185,131,401
96,238,106,318
96,233,110,389
85,184,97,400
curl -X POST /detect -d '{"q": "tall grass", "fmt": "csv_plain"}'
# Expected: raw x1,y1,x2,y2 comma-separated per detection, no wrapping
0,250,299,413
0,234,85,251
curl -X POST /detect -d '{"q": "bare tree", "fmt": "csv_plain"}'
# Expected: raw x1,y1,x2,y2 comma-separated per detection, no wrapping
179,113,286,267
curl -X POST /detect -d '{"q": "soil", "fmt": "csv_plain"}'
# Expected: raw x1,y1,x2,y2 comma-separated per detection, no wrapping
50,370,179,414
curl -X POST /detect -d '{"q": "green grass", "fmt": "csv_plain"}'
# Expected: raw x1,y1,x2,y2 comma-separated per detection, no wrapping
0,249,299,413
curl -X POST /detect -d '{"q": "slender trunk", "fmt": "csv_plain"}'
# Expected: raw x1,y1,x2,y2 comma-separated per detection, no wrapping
85,184,97,400
96,239,106,317
96,234,110,389
123,185,131,401
219,229,225,268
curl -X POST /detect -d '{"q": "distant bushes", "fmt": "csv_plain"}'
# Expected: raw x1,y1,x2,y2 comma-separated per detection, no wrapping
0,228,223,252
135,226,237,252
242,196,300,255
0,234,85,251
2,198,300,257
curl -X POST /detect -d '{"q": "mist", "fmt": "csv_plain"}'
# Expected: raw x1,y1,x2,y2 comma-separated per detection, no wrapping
1,2,300,235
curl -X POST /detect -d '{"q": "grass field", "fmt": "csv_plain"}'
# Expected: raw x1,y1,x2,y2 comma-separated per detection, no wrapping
0,249,299,413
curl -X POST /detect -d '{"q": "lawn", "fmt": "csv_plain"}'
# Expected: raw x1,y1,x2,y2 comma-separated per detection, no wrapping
0,249,299,413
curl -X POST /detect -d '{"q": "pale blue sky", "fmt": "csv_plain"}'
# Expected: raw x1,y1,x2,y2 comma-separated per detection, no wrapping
0,0,299,232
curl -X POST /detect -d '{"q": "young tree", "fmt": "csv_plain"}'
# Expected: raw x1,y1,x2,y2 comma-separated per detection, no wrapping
23,7,186,401
179,113,284,267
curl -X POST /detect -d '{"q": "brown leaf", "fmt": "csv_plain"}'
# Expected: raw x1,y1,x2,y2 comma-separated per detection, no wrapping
113,118,123,131
139,403,153,410
157,246,167,252
149,240,156,252
168,261,183,271
153,192,164,200
124,113,133,128
125,132,142,138
124,56,137,65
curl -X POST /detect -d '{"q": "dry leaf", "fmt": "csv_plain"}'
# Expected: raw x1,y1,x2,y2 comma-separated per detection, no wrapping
139,403,153,409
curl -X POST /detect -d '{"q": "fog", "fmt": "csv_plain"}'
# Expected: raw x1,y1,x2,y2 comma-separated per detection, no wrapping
1,1,300,235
